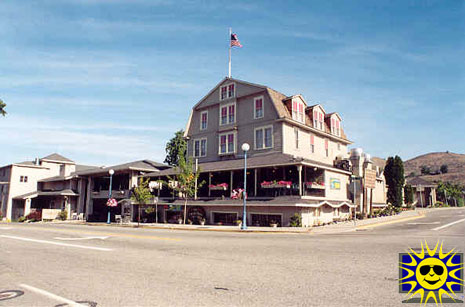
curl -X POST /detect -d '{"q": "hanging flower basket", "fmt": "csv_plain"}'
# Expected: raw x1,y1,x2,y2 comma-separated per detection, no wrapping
106,198,118,207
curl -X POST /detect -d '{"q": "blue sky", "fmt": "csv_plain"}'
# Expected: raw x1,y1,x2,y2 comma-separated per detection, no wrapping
0,0,463,166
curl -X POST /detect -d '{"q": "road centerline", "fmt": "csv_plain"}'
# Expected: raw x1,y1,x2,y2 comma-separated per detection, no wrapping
20,284,85,307
0,235,113,251
432,218,465,231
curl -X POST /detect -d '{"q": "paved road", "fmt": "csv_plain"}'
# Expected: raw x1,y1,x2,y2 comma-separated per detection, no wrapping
1,208,464,306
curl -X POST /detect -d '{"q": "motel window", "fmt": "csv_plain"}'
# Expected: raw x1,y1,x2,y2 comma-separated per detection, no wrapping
219,132,236,154
200,111,208,130
20,176,24,182
255,126,273,150
294,127,299,149
337,143,341,151
194,139,207,157
24,176,28,183
319,113,323,130
313,111,318,128
220,83,235,100
325,139,329,157
254,96,264,119
220,102,235,126
336,120,340,136
310,134,315,153
292,101,304,123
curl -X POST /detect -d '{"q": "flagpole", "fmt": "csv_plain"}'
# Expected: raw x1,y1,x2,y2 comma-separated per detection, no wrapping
228,27,232,78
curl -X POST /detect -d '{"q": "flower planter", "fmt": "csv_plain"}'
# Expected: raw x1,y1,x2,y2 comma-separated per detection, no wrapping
270,223,278,228
305,183,325,189
210,186,228,191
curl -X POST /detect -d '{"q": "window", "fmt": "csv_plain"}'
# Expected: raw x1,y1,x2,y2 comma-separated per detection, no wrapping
219,132,236,154
20,176,24,182
292,101,304,123
325,139,329,157
194,139,207,157
319,113,323,130
313,111,318,128
294,127,299,149
310,134,315,153
24,176,28,183
200,111,208,130
254,96,264,119
336,120,340,136
255,126,273,150
337,143,341,151
220,83,235,100
331,117,341,136
219,102,235,125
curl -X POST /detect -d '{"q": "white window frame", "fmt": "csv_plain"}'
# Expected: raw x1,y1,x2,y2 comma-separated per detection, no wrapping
218,131,237,155
294,127,299,149
254,96,264,119
200,111,208,131
193,138,207,158
292,101,305,123
219,101,236,126
219,82,236,101
254,125,273,150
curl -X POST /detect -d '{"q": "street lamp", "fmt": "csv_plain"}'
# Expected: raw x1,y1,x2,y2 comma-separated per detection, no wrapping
241,143,250,230
107,169,114,224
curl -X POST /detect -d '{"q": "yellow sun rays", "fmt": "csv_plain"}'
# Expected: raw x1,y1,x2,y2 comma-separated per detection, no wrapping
400,240,463,307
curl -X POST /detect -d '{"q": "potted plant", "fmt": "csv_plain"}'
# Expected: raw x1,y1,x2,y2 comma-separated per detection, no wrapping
177,217,183,224
187,219,193,225
200,218,206,226
235,219,242,227
269,220,278,228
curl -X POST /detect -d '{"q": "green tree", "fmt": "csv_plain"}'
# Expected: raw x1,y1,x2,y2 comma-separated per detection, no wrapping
420,165,431,175
440,164,448,174
131,178,153,226
164,130,187,166
167,155,203,224
404,184,414,205
384,155,405,207
0,99,6,117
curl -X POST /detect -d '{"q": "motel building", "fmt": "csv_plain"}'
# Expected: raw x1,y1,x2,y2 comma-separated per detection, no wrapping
145,77,362,227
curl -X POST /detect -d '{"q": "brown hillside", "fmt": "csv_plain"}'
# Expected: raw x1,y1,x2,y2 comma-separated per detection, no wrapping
404,152,465,186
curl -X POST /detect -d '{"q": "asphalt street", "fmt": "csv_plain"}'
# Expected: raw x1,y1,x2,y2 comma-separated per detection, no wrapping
0,208,464,307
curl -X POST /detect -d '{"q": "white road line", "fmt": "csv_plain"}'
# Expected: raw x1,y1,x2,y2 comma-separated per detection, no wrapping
0,235,112,251
407,222,440,225
20,284,85,307
432,218,465,231
0,227,12,230
54,236,109,241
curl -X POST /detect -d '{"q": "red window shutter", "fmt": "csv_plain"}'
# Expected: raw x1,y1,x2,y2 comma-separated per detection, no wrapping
325,139,328,149
293,101,297,111
336,121,340,128
319,113,323,121
310,134,314,145
298,103,303,113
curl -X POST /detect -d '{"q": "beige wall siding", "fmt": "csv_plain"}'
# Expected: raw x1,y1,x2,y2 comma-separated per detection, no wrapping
188,81,282,162
282,123,347,164
372,178,387,205
325,170,350,201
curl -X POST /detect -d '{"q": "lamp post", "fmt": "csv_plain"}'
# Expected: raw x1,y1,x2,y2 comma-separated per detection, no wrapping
241,143,250,230
107,169,114,224
351,175,361,226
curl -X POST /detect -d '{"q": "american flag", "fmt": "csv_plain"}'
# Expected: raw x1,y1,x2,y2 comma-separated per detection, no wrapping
230,33,242,47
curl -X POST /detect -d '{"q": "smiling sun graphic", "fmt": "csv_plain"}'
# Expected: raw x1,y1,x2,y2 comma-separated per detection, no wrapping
399,240,463,305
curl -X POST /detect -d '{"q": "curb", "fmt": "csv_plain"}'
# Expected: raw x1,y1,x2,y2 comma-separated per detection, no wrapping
355,212,424,230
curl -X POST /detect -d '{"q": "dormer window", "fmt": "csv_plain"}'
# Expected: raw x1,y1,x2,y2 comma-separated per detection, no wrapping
200,111,208,130
331,117,341,136
219,102,236,125
292,101,304,123
319,113,323,130
220,83,236,100
254,96,264,119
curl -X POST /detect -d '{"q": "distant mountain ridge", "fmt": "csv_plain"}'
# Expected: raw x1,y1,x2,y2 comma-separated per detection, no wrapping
404,152,465,186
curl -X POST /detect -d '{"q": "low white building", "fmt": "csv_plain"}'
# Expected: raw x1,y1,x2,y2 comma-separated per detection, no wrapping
0,153,77,220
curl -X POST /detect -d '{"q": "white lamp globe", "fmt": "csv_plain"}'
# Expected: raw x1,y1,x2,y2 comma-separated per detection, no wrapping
109,169,115,175
241,143,250,152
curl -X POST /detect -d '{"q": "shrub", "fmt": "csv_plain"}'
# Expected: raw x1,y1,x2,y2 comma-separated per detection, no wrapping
26,210,42,222
18,216,26,223
289,213,302,227
57,210,68,221
457,198,464,207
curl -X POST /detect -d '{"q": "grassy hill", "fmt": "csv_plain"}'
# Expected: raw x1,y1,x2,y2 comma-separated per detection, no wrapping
404,152,465,186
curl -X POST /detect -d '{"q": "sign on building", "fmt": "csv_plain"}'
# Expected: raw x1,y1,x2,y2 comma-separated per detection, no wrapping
364,169,377,189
